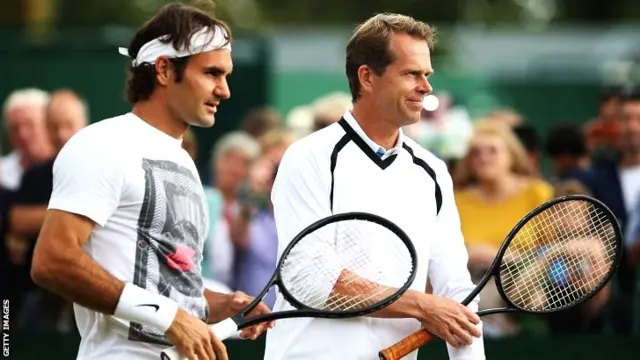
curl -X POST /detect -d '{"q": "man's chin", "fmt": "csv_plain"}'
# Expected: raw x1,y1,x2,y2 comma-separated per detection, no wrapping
402,112,421,126
188,117,216,128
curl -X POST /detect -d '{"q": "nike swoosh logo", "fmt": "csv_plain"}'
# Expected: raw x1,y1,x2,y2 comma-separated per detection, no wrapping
136,304,160,311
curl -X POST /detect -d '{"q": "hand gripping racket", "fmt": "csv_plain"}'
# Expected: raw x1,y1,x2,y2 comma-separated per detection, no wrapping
378,194,623,360
161,211,418,360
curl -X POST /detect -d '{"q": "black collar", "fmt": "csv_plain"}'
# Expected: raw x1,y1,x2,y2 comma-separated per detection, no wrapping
338,118,398,170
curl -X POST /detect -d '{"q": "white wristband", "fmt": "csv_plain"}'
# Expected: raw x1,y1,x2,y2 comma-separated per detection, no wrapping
114,283,179,333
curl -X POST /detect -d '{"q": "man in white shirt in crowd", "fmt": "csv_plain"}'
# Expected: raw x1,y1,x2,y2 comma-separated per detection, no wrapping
265,13,485,360
30,3,271,360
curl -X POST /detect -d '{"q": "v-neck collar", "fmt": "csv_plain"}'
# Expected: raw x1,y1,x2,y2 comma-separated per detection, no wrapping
338,112,403,170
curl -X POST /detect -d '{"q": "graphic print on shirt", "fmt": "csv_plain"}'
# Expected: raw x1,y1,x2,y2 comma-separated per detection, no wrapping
129,159,209,345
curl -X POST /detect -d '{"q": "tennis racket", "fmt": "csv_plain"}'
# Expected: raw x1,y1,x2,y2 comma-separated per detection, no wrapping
378,194,622,360
161,211,418,360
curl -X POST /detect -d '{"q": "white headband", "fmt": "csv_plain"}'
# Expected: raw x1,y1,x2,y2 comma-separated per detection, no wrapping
118,25,231,67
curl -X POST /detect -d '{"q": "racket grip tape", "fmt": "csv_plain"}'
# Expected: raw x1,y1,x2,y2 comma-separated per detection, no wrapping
378,330,432,360
159,318,239,360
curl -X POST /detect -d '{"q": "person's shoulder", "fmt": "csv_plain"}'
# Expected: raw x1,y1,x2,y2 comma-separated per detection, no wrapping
56,114,133,165
282,124,346,164
402,136,448,173
65,113,130,146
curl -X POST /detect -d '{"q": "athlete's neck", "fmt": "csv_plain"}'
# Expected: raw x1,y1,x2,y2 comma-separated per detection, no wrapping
132,98,187,139
351,102,399,150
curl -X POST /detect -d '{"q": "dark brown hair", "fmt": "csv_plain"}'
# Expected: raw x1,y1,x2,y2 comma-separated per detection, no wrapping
345,13,436,102
124,1,232,104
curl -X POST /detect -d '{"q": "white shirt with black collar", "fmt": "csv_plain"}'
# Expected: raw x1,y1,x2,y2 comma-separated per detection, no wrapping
265,111,484,360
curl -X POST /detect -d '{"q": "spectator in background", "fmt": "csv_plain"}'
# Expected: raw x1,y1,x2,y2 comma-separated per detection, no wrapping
453,122,553,337
512,124,542,178
6,89,88,332
310,91,353,132
584,87,623,164
234,129,297,308
545,122,595,189
0,88,53,191
592,88,640,335
544,179,612,335
241,106,282,139
203,131,261,288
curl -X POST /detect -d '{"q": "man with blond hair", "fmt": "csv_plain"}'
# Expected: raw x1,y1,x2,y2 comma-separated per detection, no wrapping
265,13,484,360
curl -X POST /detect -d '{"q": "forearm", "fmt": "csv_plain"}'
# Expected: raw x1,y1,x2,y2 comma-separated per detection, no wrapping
369,290,425,320
326,269,423,319
10,205,47,236
32,247,124,314
204,289,233,324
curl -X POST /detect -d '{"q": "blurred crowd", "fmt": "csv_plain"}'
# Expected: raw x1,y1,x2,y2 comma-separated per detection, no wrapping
1,85,640,340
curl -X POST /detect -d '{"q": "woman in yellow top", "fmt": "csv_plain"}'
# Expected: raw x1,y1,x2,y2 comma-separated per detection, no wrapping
453,122,554,336
454,122,554,266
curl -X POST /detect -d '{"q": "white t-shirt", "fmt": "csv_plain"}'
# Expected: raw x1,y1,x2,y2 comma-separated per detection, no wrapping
0,151,23,190
48,113,209,360
264,111,484,360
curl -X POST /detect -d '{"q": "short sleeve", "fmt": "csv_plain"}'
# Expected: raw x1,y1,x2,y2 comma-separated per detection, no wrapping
47,129,125,227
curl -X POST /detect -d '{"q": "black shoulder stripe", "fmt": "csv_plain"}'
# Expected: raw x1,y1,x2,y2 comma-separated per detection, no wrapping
402,143,443,215
330,134,351,212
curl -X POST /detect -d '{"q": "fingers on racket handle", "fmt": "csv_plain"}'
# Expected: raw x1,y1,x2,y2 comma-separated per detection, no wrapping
378,329,433,360
159,318,239,360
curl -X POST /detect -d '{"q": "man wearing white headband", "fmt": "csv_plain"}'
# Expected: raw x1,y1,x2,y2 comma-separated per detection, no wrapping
30,3,272,360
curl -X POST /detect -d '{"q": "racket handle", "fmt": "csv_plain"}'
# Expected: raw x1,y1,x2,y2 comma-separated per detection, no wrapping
159,318,239,360
378,330,433,360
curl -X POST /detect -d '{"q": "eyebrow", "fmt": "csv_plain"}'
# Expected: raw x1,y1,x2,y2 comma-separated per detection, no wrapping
204,66,232,76
406,68,434,76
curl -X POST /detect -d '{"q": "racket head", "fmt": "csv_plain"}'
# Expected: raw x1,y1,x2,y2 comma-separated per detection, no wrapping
493,194,623,314
275,211,418,318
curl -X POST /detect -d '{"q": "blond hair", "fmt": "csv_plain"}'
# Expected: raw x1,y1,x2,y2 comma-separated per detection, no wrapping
455,121,534,187
346,13,436,101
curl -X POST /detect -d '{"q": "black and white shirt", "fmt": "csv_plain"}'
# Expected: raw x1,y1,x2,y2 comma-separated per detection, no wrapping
265,111,485,360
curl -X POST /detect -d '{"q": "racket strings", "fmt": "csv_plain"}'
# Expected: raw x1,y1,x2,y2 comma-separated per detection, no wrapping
499,200,617,312
280,219,414,312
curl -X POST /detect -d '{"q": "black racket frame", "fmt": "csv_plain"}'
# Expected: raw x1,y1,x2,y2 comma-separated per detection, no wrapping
229,211,419,328
464,194,623,316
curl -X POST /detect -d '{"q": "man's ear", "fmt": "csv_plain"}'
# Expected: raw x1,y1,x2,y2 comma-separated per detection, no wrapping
155,57,172,86
357,65,375,95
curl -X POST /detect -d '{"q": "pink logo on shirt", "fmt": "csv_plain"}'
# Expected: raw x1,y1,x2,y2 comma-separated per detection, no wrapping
167,245,196,271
